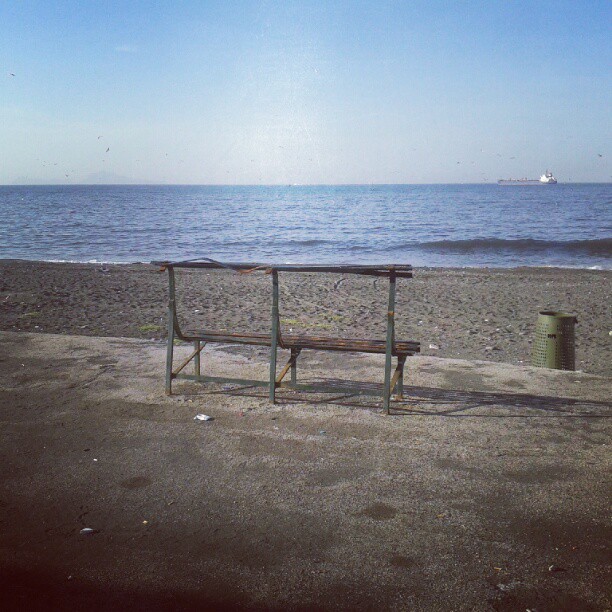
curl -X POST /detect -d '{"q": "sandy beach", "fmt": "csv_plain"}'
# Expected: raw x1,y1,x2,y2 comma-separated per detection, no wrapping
1,260,611,609
0,260,610,375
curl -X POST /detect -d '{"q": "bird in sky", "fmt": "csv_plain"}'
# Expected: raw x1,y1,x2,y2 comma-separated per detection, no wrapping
598,153,603,157
8,72,15,77
106,147,110,153
97,136,102,140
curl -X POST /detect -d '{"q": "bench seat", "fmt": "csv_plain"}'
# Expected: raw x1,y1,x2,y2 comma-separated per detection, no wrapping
189,331,420,356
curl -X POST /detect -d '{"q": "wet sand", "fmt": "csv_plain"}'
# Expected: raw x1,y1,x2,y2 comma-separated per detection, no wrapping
0,260,610,375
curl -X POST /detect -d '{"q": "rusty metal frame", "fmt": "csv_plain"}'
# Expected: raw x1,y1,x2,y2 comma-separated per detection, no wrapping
154,259,419,412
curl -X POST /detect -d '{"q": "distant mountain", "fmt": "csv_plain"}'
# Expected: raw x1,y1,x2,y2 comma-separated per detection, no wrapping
11,176,49,185
10,171,148,185
83,171,140,184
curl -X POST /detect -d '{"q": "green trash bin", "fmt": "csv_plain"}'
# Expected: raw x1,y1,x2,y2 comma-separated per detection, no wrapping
531,311,577,370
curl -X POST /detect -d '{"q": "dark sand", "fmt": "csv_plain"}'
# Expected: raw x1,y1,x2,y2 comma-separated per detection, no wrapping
0,331,610,611
1,260,610,374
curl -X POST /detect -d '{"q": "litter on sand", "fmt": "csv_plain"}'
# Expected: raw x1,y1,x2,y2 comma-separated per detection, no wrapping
194,414,213,421
80,527,96,535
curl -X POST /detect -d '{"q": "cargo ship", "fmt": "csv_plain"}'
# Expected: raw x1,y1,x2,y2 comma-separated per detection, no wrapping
498,170,558,185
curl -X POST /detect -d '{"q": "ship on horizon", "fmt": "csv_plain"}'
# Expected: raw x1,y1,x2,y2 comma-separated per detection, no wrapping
498,170,558,185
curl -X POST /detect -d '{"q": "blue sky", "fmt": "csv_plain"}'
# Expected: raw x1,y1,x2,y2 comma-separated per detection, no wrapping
1,0,610,184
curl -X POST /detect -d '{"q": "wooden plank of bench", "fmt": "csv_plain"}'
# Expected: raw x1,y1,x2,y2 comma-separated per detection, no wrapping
154,260,413,277
283,335,419,355
190,331,420,355
194,331,272,346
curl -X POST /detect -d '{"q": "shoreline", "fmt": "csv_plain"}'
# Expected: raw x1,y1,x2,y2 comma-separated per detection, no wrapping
1,257,610,271
1,260,610,376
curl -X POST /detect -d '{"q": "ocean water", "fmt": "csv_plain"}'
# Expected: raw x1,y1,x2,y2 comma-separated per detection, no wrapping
1,184,610,269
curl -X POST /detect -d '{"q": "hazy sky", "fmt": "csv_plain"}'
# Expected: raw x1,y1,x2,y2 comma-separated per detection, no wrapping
1,0,610,184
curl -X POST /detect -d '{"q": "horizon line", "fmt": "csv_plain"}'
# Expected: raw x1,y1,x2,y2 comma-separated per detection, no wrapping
2,181,610,187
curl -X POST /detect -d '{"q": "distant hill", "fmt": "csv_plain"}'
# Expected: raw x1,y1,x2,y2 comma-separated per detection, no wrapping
83,171,141,184
10,171,149,185
11,177,48,185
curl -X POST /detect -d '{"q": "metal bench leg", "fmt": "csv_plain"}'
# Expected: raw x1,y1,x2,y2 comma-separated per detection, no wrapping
194,340,201,376
383,270,396,414
389,357,405,399
165,323,174,395
269,270,279,403
165,266,176,396
276,348,301,385
396,355,406,399
291,348,298,385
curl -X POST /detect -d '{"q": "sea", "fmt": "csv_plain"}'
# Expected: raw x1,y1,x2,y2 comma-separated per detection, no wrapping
1,183,610,269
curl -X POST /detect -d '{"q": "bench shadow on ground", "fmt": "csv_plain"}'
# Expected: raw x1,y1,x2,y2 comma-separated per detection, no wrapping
183,378,612,418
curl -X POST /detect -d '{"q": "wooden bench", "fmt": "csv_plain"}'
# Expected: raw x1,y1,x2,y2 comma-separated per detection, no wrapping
154,260,420,413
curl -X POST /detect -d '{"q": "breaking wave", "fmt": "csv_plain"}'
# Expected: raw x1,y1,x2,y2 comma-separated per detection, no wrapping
416,238,612,257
